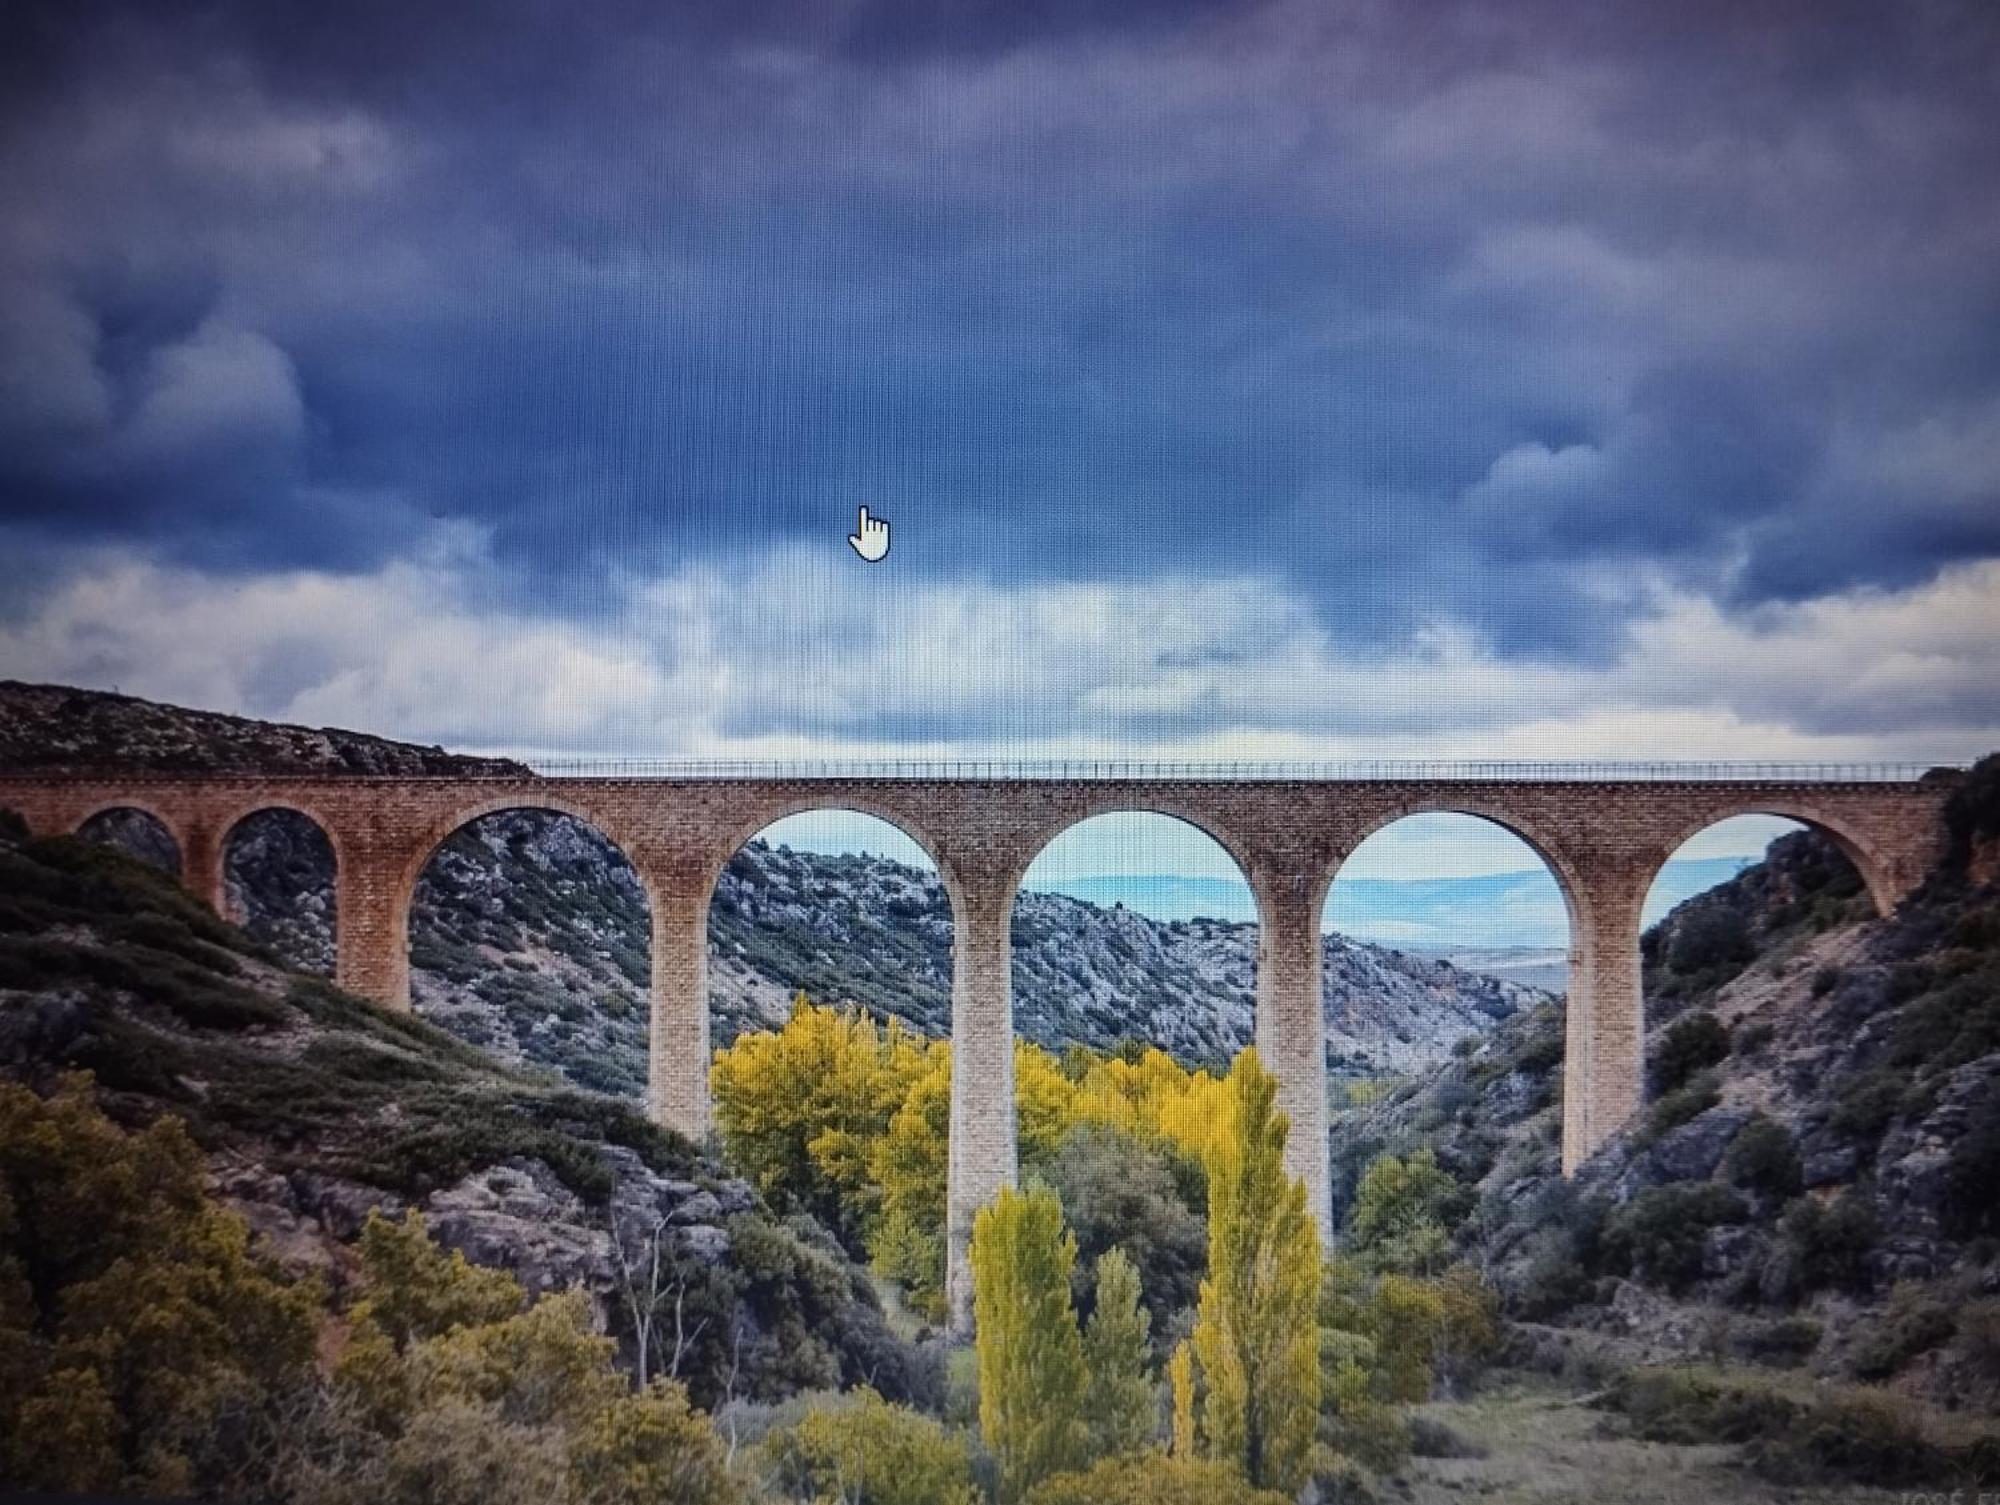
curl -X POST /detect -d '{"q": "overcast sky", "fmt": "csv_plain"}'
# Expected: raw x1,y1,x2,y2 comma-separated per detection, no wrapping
2,0,1997,777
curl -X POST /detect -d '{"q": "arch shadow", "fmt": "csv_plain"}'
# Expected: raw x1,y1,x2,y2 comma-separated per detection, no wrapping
76,803,184,876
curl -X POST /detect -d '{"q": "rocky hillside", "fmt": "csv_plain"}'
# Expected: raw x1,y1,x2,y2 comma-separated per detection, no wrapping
401,811,1542,1097
0,816,937,1411
0,680,526,775
1330,762,2000,1414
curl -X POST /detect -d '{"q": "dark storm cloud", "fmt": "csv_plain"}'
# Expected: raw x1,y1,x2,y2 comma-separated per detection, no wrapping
0,0,1996,677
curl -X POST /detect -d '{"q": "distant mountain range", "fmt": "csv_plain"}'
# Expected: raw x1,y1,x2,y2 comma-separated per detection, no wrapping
1048,856,1754,946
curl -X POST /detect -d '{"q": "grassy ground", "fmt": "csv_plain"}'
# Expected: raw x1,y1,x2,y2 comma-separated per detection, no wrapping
1401,1377,1912,1505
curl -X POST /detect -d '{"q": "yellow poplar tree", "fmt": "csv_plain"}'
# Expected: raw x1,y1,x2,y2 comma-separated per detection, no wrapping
709,995,923,1246
1080,1247,1154,1459
868,1040,953,1315
971,1184,1090,1502
1014,1041,1081,1170
1190,1048,1322,1495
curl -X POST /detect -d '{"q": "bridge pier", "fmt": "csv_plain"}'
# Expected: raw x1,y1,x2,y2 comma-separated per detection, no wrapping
943,873,1018,1334
181,814,227,917
648,887,713,1142
333,839,411,1010
1561,882,1647,1173
1255,873,1331,1246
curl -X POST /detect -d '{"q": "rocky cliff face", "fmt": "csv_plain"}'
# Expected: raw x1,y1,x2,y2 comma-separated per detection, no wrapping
398,809,1544,1096
1334,794,2000,1411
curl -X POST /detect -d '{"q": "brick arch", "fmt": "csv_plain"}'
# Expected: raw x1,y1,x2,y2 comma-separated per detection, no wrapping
74,799,187,874
1317,799,1590,934
1649,802,1899,919
214,800,345,934
391,794,663,983
394,792,655,904
696,797,968,924
217,799,347,875
994,797,1261,917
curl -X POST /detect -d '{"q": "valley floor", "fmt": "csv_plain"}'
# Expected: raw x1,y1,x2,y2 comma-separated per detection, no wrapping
1401,1378,1909,1505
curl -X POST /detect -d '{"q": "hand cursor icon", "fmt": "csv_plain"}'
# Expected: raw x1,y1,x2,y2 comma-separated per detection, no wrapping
849,506,890,563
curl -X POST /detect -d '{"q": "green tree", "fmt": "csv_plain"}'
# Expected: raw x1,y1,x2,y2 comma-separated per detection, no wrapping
1026,1454,1291,1505
972,1183,1090,1501
1081,1248,1155,1459
0,1075,322,1499
1045,1121,1207,1328
569,1380,743,1504
763,1388,978,1505
1344,1148,1461,1274
1168,1341,1196,1460
868,1042,952,1316
320,1220,742,1505
351,1207,526,1346
1190,1048,1321,1495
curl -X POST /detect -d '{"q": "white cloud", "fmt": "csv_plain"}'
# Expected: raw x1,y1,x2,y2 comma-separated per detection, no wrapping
2,537,1997,771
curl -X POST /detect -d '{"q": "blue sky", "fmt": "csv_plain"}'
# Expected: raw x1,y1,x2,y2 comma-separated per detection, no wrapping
1,0,1997,774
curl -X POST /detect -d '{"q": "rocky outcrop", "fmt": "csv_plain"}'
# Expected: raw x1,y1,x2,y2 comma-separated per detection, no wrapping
0,680,526,776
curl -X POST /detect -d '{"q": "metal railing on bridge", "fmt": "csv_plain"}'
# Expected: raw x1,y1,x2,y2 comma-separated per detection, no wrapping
522,758,1954,784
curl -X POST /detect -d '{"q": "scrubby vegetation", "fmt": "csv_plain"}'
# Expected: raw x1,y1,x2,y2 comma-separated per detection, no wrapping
0,1077,742,1503
2,814,1517,1501
1319,804,2000,1493
0,825,930,1427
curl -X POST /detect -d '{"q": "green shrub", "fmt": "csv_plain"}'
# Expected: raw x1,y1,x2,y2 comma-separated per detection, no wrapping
1644,1071,1722,1140
1942,1088,2000,1241
1609,1365,1991,1489
1046,1122,1206,1330
1511,1020,1565,1077
1829,1069,1907,1143
1603,1183,1747,1292
761,1389,978,1505
1732,1316,1821,1368
1889,968,2000,1073
1724,1115,1803,1198
1343,1148,1465,1274
1606,1366,1798,1446
1744,1390,1945,1487
1943,752,2000,872
1782,1192,1880,1294
1955,1298,2000,1388
1654,1013,1731,1094
1664,905,1755,981
1026,1456,1291,1505
1850,1284,1958,1381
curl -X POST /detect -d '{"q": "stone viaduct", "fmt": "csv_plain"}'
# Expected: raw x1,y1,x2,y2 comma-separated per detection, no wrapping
0,766,1956,1327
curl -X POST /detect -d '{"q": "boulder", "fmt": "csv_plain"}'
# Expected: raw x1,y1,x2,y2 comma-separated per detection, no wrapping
1650,1106,1755,1184
422,1158,613,1296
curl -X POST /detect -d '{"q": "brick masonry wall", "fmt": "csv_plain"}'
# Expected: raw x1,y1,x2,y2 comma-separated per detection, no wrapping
0,771,1956,1329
